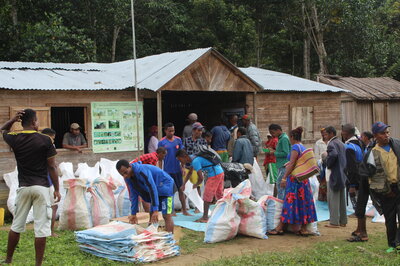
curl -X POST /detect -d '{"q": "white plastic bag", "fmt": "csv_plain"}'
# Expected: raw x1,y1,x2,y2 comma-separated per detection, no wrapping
238,198,267,239
76,162,100,183
258,195,283,232
59,178,92,230
3,168,35,223
183,181,204,212
57,162,75,218
204,180,251,243
248,159,269,200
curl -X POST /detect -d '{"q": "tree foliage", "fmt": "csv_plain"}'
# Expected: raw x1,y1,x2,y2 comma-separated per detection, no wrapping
0,0,399,80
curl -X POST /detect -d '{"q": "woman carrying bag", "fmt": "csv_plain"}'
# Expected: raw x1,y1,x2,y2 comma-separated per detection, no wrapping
268,127,318,236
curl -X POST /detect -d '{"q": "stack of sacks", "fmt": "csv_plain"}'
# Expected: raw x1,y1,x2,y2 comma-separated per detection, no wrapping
75,221,180,263
59,178,92,230
204,179,268,243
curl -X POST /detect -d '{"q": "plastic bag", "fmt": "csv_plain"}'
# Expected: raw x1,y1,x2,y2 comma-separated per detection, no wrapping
57,162,75,218
75,162,100,183
183,181,204,212
91,177,118,218
59,178,92,230
204,180,251,243
258,195,283,232
248,159,269,200
3,168,35,223
117,187,131,217
237,198,267,239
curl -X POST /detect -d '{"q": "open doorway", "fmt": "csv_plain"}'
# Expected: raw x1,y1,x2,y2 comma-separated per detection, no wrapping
161,91,247,137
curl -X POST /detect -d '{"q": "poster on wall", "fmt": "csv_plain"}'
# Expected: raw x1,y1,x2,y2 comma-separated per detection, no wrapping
91,101,144,153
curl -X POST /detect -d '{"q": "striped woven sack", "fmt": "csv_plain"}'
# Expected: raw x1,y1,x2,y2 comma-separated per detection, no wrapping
291,148,319,182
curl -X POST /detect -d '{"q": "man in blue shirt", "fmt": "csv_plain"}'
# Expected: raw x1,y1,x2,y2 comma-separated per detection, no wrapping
176,149,225,223
158,122,190,216
116,160,175,232
211,121,231,162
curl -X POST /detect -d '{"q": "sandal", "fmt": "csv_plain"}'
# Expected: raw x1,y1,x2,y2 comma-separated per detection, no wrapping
347,235,368,242
268,229,284,235
351,231,360,237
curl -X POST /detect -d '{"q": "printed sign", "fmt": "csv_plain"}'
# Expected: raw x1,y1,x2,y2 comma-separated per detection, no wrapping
91,101,143,153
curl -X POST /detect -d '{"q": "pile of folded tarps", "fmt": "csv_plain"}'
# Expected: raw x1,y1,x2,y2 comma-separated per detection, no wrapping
75,221,180,263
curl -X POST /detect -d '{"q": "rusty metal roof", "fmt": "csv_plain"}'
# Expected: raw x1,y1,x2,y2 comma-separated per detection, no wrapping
318,76,400,100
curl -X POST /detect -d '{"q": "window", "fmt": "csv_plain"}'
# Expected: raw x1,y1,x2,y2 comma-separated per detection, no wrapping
51,107,86,148
291,106,314,140
9,106,88,149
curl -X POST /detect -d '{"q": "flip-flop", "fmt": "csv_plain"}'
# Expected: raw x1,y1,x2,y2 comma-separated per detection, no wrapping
351,231,360,237
268,229,284,235
347,235,368,242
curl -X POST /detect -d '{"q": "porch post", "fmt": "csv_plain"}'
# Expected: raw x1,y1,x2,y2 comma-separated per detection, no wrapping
253,91,257,126
157,90,162,139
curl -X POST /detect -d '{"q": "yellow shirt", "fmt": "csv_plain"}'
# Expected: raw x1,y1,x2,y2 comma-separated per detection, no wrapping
373,145,398,184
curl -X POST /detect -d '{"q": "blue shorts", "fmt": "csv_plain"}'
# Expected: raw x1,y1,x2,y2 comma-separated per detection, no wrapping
159,196,173,215
169,172,183,190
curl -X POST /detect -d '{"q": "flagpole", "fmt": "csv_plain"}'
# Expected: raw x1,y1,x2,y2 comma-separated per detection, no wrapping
130,0,141,154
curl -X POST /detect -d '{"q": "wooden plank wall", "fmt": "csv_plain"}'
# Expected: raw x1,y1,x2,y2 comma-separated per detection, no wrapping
0,89,141,210
247,92,342,144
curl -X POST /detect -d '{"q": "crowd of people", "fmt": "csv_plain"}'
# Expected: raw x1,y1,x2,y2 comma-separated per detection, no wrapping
2,109,400,265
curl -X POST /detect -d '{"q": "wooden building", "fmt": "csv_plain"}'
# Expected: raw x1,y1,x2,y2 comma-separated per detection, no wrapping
0,48,344,209
318,75,400,138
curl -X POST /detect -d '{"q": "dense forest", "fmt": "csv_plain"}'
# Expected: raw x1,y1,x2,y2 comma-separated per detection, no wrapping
0,0,399,80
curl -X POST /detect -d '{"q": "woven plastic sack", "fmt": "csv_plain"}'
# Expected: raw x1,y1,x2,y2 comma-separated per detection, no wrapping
237,198,268,239
117,187,131,217
258,195,283,232
57,162,75,218
3,167,34,223
59,178,92,230
204,180,251,243
248,160,269,200
91,177,118,218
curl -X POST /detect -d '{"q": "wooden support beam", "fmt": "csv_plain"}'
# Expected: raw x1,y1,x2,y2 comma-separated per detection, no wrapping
157,91,162,139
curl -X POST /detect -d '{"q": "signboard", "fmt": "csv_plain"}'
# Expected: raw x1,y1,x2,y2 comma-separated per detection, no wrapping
91,101,143,153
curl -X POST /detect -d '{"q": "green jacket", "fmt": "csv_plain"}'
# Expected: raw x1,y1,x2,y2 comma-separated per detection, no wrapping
275,133,291,169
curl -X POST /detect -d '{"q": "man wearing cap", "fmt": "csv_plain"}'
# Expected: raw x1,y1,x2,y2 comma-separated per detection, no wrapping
183,122,208,156
182,113,198,139
62,123,87,152
368,122,400,252
241,114,261,158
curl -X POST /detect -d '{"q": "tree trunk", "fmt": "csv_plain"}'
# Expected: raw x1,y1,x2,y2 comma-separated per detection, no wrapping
11,0,18,36
310,3,328,75
111,26,120,63
302,3,311,79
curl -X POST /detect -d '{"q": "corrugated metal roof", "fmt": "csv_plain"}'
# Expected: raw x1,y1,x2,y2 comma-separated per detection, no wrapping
0,48,211,91
239,67,345,92
0,48,344,93
318,76,400,100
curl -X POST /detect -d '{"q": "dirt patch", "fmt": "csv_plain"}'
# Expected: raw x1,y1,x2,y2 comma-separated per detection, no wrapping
154,217,386,265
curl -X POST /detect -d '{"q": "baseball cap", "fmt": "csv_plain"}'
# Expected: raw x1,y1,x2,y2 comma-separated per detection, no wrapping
188,113,198,121
242,114,251,120
372,122,390,134
70,123,80,129
192,122,204,130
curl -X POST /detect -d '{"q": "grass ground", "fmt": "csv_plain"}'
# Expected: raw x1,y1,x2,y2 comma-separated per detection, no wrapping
203,233,400,266
0,223,399,265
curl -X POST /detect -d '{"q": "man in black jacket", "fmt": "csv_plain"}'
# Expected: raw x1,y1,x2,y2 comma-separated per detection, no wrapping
342,124,368,242
325,126,348,228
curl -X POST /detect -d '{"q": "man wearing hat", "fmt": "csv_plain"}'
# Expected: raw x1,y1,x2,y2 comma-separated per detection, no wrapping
368,122,400,252
241,114,261,158
182,113,198,139
183,122,208,156
62,123,87,152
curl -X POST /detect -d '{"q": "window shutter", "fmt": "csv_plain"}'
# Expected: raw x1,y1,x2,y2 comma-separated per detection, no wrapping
291,106,314,140
9,107,51,132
